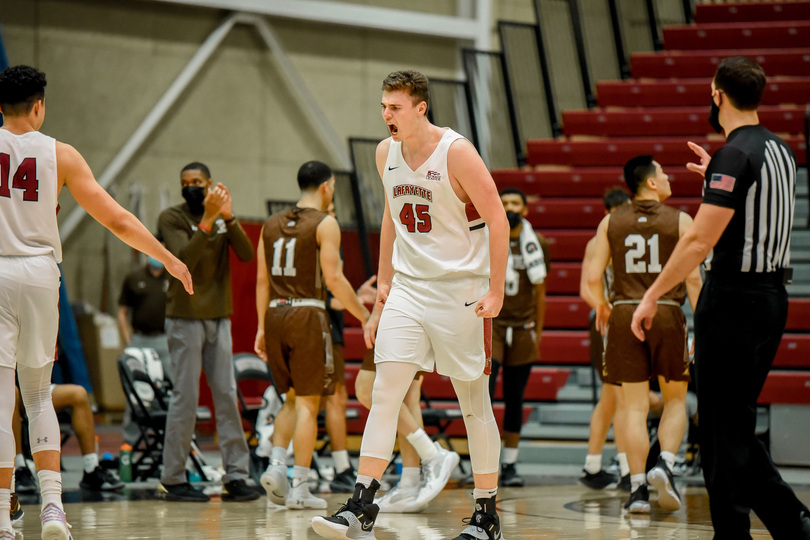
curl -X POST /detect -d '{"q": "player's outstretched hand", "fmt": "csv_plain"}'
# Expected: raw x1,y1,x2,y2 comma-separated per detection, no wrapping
254,329,267,361
595,303,612,335
630,296,658,342
475,290,503,319
357,275,378,305
686,141,711,178
165,257,193,295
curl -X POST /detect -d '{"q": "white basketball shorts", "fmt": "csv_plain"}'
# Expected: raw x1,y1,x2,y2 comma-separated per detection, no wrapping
0,255,60,369
374,272,492,381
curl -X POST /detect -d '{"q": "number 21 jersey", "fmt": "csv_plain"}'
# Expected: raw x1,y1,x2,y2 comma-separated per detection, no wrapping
383,128,489,280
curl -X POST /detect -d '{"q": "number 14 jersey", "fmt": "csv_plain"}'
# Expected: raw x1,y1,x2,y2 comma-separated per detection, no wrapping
383,128,489,280
607,199,685,304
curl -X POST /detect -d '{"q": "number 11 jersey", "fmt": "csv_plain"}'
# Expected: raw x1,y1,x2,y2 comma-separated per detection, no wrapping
383,128,489,280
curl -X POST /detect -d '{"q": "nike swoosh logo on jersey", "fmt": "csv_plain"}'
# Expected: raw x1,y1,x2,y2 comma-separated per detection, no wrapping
464,300,477,307
388,166,399,171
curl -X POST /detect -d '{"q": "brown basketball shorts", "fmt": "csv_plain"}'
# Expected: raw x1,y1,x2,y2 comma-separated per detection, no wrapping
361,346,376,372
332,343,345,384
264,305,335,396
603,303,690,385
492,324,538,367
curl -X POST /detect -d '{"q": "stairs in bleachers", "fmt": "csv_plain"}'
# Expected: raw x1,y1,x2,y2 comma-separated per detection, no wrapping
490,0,810,440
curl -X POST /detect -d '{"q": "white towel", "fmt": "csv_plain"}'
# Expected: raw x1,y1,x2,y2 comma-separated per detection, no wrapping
505,218,547,287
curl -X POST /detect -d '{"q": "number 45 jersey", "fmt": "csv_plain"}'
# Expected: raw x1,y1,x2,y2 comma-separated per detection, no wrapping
607,199,686,304
262,206,328,302
0,130,61,262
383,128,490,280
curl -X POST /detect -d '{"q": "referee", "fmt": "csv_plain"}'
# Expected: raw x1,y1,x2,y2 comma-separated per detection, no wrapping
631,56,810,539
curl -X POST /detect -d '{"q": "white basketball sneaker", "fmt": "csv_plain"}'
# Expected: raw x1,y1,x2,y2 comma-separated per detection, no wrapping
261,463,289,506
286,482,328,510
413,443,460,507
377,482,426,513
40,503,73,540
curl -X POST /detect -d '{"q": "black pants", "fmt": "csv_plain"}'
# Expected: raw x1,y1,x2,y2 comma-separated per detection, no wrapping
695,275,808,539
488,361,532,434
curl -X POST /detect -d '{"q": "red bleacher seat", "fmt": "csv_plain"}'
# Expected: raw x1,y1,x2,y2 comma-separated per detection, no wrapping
546,262,581,295
526,198,700,229
597,77,810,108
541,330,591,365
631,48,810,79
759,371,810,405
540,230,593,262
562,106,806,137
663,22,810,51
696,1,810,24
492,167,703,197
526,136,806,167
775,335,810,369
544,296,591,329
786,299,810,332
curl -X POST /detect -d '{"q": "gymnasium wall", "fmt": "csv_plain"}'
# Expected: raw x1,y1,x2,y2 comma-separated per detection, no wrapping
0,0,673,309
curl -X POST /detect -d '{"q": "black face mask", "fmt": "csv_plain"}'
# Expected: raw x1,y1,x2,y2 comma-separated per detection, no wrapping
182,185,206,214
708,97,723,134
506,210,522,229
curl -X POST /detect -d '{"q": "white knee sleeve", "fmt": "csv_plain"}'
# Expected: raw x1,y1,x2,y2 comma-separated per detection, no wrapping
18,364,60,454
452,374,500,475
360,362,420,461
0,367,16,469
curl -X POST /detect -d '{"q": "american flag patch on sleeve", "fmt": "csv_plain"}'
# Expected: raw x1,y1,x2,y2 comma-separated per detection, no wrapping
710,173,736,192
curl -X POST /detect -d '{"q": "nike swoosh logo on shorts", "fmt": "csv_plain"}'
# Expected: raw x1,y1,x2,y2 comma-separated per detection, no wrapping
465,300,477,307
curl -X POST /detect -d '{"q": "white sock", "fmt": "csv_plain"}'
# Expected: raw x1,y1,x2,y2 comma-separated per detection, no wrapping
291,465,309,489
660,451,676,472
332,450,351,474
630,473,646,492
0,488,11,530
617,453,630,477
14,454,25,470
473,487,497,500
400,467,420,489
502,447,519,465
584,454,602,474
271,446,287,466
83,453,99,474
38,470,63,511
356,474,375,489
406,429,438,462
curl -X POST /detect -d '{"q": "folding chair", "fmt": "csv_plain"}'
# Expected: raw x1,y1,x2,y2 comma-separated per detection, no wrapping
118,348,209,481
233,353,278,446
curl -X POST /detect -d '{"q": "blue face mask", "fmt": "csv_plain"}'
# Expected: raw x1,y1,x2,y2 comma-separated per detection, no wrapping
147,257,164,270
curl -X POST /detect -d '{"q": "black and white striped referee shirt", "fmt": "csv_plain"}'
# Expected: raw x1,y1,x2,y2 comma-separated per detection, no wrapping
702,124,796,275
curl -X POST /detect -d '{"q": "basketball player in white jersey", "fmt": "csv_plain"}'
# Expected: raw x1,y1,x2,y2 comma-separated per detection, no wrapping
312,71,509,540
0,65,192,540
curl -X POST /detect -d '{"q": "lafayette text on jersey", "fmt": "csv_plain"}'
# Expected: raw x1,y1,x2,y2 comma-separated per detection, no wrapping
383,128,489,279
703,124,796,274
0,130,61,262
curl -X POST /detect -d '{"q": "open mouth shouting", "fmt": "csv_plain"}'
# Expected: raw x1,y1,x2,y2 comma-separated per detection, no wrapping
387,123,399,136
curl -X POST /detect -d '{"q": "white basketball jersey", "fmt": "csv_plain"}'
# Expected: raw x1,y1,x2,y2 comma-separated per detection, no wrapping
0,129,61,262
383,128,489,279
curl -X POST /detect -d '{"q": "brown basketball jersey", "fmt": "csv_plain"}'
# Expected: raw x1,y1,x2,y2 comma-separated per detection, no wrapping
497,237,548,326
607,199,685,304
262,207,328,301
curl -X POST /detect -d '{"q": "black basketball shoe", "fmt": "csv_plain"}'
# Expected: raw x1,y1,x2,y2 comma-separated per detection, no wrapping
579,469,617,490
624,484,650,514
647,456,681,511
311,480,380,539
499,463,525,487
451,506,504,540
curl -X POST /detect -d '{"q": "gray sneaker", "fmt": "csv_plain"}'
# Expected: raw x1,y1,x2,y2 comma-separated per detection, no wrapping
261,464,289,506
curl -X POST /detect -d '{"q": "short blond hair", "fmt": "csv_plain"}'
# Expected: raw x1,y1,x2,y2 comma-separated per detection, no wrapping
382,70,429,112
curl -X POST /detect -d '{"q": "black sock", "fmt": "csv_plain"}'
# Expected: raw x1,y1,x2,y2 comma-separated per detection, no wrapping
352,479,380,503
